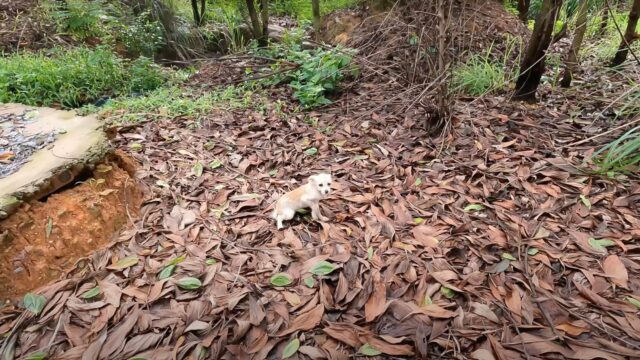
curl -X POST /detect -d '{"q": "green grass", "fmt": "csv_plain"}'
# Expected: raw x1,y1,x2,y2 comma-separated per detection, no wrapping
451,38,521,96
594,125,640,175
271,0,359,19
208,0,358,21
451,55,507,96
81,84,264,123
0,47,171,108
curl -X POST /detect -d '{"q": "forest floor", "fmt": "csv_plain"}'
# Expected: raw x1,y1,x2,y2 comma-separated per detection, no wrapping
1,2,640,360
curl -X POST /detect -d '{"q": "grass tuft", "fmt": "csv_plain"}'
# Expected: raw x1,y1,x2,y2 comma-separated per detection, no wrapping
0,47,171,108
451,55,507,96
594,125,640,175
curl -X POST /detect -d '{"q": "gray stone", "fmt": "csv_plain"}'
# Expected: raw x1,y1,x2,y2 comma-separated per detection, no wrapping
0,104,109,219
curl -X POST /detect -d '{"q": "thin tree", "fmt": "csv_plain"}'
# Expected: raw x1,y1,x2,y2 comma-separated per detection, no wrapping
246,0,267,46
513,0,563,102
560,0,589,87
610,0,640,66
517,0,530,22
260,0,269,46
312,0,321,37
434,0,452,130
190,0,205,26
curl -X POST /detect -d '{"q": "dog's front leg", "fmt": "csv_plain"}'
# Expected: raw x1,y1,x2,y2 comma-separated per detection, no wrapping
311,203,329,222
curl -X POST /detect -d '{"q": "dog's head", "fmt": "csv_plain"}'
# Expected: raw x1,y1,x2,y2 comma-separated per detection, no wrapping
309,173,332,196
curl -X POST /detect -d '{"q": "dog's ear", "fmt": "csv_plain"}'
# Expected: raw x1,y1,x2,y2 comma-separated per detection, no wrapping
308,175,317,184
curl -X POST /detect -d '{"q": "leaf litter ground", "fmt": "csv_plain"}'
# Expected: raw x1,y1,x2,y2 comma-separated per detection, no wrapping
2,80,639,359
2,13,640,360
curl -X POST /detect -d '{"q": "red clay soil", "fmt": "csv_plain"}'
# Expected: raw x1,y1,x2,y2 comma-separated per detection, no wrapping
0,152,142,301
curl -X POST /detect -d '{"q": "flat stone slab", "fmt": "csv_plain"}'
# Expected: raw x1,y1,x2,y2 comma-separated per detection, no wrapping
0,104,108,218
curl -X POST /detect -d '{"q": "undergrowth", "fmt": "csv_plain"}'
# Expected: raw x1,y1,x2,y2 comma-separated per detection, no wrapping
0,47,171,108
46,0,107,40
451,38,521,96
81,84,265,123
208,0,358,21
43,0,202,59
270,0,359,19
594,125,640,175
256,29,357,108
451,55,507,96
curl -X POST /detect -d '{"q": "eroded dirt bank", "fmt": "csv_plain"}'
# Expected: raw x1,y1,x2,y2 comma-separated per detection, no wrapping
0,151,142,301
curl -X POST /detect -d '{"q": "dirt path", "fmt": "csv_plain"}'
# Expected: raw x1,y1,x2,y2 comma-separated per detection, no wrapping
1,85,639,358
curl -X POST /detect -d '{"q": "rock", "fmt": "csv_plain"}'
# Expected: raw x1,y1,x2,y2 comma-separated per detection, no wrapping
0,104,109,219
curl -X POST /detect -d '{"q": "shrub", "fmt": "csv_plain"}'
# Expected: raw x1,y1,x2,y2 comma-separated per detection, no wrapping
0,47,169,108
202,7,248,53
270,0,358,19
115,11,165,57
48,0,106,40
256,29,357,108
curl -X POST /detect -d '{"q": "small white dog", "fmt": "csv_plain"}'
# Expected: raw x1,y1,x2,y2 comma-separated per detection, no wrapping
272,173,332,229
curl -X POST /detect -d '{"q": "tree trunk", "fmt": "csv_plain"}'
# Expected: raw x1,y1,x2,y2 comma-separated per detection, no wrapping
598,7,609,36
312,0,321,37
610,0,640,66
199,0,206,25
551,21,568,44
513,0,563,102
560,0,589,88
259,0,269,46
434,0,451,130
517,0,530,22
191,0,201,26
246,0,263,41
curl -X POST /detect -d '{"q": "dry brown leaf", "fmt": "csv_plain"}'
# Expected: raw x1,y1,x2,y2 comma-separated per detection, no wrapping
412,225,440,248
602,255,628,288
556,320,591,336
364,272,388,322
277,304,324,336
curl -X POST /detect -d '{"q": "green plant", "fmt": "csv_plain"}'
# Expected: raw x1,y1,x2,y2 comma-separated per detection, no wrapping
116,11,165,57
452,55,507,96
0,47,170,108
270,0,358,19
48,0,106,40
256,29,357,108
135,0,205,60
83,83,261,123
617,84,640,119
452,36,522,96
594,125,640,174
203,7,248,53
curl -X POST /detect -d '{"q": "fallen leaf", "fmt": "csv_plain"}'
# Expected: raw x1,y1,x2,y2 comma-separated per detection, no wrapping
359,343,381,356
602,255,628,288
282,338,300,359
278,304,324,336
556,320,590,336
108,255,139,270
23,293,47,315
176,277,202,290
270,273,293,287
365,272,387,322
309,261,338,276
